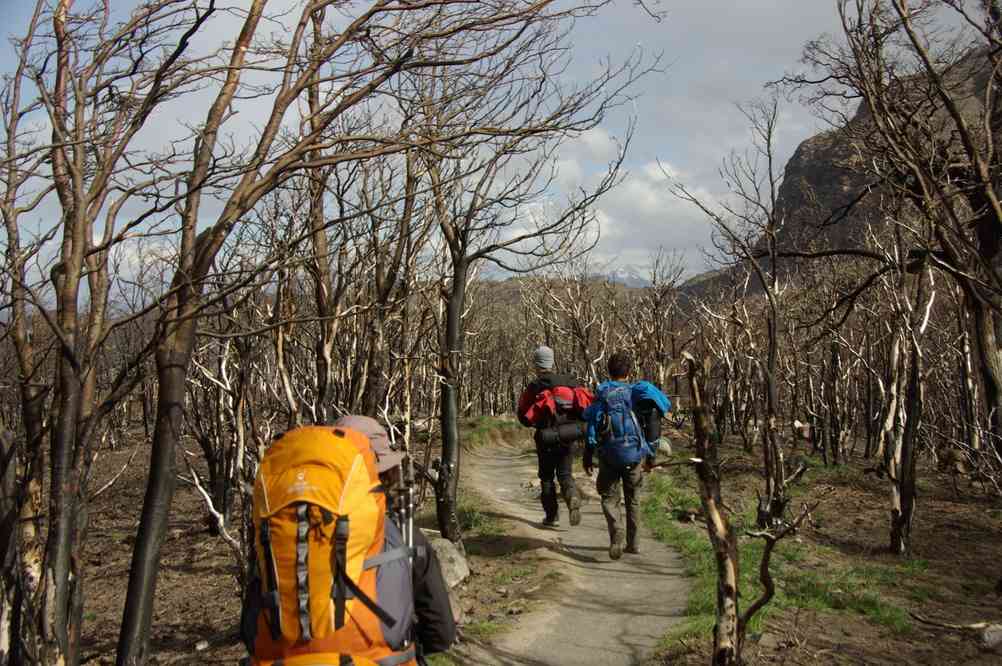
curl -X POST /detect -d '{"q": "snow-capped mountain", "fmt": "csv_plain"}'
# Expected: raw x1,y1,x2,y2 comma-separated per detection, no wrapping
599,266,652,288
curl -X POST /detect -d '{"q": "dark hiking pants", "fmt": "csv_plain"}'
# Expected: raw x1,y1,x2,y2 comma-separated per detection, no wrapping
535,437,579,520
596,458,644,547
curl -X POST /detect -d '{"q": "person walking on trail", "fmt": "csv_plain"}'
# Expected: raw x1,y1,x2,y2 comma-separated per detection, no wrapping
583,351,671,560
241,417,455,666
516,345,594,528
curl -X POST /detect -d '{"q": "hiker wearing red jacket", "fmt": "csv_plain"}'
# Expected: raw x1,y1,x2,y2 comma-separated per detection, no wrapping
516,345,594,527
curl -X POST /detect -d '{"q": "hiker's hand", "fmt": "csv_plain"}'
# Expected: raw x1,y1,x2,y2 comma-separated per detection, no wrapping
643,457,654,473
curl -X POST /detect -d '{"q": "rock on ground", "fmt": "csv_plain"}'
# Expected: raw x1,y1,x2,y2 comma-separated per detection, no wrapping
980,625,1002,652
424,533,471,590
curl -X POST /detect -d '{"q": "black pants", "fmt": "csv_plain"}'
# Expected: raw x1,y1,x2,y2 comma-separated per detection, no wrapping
535,436,578,519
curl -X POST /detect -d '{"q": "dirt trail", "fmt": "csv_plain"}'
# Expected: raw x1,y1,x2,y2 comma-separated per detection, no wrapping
453,438,690,666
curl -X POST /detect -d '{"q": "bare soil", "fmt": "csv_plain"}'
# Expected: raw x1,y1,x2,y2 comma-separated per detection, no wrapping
80,443,245,664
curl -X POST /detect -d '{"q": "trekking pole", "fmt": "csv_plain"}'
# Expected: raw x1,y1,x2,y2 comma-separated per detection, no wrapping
398,357,416,565
392,406,415,567
403,445,416,567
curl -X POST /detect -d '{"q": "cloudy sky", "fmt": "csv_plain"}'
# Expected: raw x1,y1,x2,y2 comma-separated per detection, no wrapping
557,1,845,276
0,0,846,279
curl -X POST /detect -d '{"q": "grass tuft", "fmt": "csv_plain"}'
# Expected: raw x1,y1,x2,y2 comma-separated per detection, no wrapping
457,492,504,536
493,564,534,585
462,619,505,639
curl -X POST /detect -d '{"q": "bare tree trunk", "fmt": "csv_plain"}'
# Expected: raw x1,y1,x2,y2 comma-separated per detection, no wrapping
864,331,876,458
828,334,843,465
116,339,190,665
877,336,902,464
957,296,989,452
960,324,981,452
274,282,301,429
44,275,86,666
890,337,922,555
685,354,740,665
437,262,467,543
118,2,266,655
0,431,16,664
361,311,390,416
758,312,787,528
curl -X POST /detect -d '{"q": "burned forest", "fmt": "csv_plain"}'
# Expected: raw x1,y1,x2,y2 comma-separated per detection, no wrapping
1,1,1001,665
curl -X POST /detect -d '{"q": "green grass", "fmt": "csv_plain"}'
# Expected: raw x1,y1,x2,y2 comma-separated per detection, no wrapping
906,585,939,603
901,558,929,575
456,491,504,536
463,619,505,639
461,416,523,448
425,653,459,666
493,564,534,585
541,569,563,583
642,472,913,658
782,567,911,633
850,564,900,587
802,459,858,485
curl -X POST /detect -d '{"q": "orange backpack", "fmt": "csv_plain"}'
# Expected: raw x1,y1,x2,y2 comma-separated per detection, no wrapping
242,426,417,666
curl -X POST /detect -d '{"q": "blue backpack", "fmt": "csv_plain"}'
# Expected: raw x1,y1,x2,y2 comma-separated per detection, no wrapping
598,383,650,468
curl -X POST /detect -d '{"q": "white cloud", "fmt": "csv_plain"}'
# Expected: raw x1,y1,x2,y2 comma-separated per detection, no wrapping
642,160,674,182
584,157,726,276
554,158,584,190
576,128,621,162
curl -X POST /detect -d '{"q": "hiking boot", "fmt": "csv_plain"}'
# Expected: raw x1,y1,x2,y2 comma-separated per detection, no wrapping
542,515,559,528
609,531,624,560
625,543,640,555
569,506,581,527
568,495,582,527
540,481,559,525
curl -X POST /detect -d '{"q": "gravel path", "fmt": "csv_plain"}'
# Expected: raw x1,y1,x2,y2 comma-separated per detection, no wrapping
454,441,690,666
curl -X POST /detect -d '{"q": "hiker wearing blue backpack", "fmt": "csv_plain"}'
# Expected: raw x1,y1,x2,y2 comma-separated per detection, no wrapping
583,351,671,560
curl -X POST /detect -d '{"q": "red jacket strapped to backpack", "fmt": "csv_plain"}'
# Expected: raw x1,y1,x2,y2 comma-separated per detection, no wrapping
517,374,594,429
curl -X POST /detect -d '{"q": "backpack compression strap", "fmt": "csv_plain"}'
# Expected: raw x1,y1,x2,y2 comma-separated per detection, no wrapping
334,516,349,629
296,504,312,641
259,519,283,641
331,516,399,630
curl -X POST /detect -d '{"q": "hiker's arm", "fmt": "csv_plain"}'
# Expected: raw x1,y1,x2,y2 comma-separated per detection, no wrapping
582,403,601,474
413,529,457,654
583,402,602,449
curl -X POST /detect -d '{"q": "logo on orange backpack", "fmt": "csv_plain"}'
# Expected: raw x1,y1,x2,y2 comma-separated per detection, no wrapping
286,468,318,496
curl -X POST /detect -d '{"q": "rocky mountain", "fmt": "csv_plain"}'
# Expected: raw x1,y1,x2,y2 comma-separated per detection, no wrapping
772,47,990,253
684,46,995,298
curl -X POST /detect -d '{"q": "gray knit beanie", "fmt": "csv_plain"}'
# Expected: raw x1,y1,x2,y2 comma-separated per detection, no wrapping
532,345,555,371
